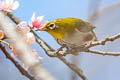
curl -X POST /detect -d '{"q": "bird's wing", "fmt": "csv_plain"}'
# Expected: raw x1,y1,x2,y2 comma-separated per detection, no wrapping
75,19,95,32
74,19,97,41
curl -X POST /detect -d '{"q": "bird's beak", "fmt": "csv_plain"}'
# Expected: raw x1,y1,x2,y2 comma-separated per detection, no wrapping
36,27,45,31
36,22,48,31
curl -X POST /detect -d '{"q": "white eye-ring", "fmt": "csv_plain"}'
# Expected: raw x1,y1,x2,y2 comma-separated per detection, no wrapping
49,23,56,29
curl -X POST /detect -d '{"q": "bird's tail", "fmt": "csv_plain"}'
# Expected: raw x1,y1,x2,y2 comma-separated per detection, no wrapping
91,30,97,41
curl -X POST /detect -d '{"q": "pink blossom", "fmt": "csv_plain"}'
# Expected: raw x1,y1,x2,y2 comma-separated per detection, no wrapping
25,32,35,45
16,21,30,35
16,21,35,45
29,13,45,29
0,0,19,12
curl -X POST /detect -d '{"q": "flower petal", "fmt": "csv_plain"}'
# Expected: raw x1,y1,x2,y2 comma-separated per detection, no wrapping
29,13,36,27
6,0,13,5
25,32,35,45
37,16,44,22
12,1,19,10
16,21,30,35
9,0,14,5
0,0,19,12
31,13,36,21
17,21,28,27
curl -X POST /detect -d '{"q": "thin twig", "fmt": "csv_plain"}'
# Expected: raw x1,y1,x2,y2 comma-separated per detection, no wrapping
86,49,120,56
86,33,120,48
58,33,120,56
7,12,20,24
0,43,36,80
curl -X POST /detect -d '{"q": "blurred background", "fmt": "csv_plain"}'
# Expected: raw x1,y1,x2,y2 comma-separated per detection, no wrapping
0,0,120,80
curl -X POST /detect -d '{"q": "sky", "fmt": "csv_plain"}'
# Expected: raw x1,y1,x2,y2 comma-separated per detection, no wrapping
0,0,120,80
14,0,119,21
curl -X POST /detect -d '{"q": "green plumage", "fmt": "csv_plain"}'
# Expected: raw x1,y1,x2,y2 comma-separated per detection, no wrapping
43,17,97,41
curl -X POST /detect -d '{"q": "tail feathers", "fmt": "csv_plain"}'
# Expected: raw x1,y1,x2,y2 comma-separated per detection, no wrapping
91,30,97,41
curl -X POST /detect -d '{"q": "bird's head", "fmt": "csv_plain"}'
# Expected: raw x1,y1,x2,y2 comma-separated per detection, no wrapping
38,18,75,40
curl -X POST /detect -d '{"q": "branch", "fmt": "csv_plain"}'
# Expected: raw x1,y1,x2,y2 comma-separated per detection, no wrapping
86,33,120,48
5,12,87,80
86,49,120,56
32,36,87,79
4,2,120,80
7,12,20,24
58,56,87,80
5,10,120,80
55,33,120,56
0,43,36,80
33,31,87,80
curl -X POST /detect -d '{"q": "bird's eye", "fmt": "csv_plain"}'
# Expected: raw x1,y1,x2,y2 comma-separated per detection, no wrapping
48,23,56,29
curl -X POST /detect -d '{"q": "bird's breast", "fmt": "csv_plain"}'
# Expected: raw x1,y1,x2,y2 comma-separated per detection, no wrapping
64,28,93,46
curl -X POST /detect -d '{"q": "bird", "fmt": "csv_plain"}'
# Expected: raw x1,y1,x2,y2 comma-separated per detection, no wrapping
38,17,97,46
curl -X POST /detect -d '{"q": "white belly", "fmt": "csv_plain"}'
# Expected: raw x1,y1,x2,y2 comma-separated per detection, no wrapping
64,28,93,46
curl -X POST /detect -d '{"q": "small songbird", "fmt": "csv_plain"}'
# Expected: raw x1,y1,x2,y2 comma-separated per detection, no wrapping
39,17,97,46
